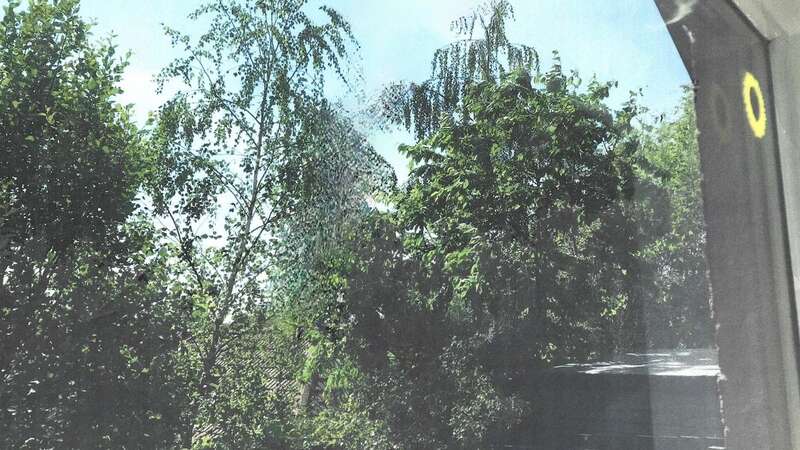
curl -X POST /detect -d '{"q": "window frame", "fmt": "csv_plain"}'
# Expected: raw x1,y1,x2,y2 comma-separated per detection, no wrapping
655,1,800,448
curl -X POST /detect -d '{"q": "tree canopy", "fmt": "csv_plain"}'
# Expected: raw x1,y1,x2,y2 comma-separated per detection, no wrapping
0,1,713,448
0,1,182,448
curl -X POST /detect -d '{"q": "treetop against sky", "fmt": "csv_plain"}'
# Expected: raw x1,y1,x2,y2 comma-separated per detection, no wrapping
9,0,690,179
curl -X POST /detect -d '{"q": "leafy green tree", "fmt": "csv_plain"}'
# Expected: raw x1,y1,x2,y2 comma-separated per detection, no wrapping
377,0,538,140
398,65,647,364
1,227,186,449
150,0,392,446
0,1,184,447
316,3,679,447
175,108,393,449
0,0,712,448
0,0,142,260
637,89,712,348
334,67,650,449
330,213,520,449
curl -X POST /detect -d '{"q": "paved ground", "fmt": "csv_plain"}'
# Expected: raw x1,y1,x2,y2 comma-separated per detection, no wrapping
552,348,720,377
520,349,725,449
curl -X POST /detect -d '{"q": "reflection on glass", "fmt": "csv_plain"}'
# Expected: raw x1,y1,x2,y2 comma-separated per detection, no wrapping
0,0,726,449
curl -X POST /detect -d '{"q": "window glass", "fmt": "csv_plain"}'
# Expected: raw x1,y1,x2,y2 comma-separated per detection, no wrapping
5,1,799,449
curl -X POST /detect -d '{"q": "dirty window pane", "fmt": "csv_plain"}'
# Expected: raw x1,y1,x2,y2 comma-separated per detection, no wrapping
7,1,799,449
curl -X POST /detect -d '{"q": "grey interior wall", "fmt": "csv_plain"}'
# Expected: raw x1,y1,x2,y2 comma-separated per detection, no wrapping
767,31,800,450
725,1,800,448
731,0,800,40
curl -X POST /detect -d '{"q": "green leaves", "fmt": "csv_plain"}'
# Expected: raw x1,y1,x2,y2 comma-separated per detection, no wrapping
0,0,143,256
150,1,389,447
341,42,667,446
633,89,711,348
376,0,539,140
0,2,184,448
0,1,712,448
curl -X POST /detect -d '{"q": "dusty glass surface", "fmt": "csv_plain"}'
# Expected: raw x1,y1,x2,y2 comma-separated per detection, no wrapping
5,1,797,449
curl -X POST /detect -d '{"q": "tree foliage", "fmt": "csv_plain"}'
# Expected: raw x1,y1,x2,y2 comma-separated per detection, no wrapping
149,0,390,446
377,0,539,140
636,89,711,348
0,0,713,448
330,66,653,449
0,0,142,255
306,5,711,448
0,1,183,448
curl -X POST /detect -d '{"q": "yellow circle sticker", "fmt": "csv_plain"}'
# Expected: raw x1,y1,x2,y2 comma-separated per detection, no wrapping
742,71,767,139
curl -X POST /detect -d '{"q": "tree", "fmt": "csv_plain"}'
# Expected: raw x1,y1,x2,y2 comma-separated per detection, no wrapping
376,0,538,140
316,2,673,447
334,67,651,449
636,89,712,348
0,1,184,447
399,66,647,360
150,0,386,445
0,0,142,262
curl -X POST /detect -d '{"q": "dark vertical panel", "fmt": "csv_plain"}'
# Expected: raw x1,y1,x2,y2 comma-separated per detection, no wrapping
654,1,798,448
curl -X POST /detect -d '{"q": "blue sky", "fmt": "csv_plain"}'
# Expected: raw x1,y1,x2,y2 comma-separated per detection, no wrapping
38,0,691,179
